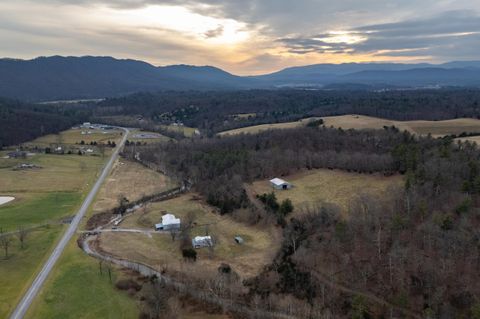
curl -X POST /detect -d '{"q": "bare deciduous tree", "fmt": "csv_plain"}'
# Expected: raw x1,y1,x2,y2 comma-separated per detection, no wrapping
16,226,28,249
0,228,13,258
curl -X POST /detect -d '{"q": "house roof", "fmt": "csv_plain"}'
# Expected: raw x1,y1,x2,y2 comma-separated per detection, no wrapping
161,213,180,225
270,178,289,186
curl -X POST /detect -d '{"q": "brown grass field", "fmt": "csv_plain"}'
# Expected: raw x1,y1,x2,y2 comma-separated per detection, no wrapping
90,159,175,214
323,114,480,137
26,127,124,147
250,169,403,217
101,193,280,279
219,114,480,137
218,117,318,136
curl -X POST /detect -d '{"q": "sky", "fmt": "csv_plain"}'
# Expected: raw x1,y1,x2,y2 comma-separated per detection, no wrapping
0,0,479,75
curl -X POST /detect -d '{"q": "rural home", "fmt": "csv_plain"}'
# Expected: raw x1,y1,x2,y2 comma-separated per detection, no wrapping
155,213,181,231
270,178,292,190
192,236,213,248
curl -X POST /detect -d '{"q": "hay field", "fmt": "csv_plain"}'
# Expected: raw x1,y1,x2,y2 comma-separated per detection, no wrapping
219,114,480,137
250,169,402,217
27,127,123,147
323,114,480,137
90,159,175,214
218,118,319,136
102,193,280,278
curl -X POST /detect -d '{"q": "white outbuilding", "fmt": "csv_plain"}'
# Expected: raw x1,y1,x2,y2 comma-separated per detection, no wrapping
192,236,213,248
270,178,292,190
155,213,181,231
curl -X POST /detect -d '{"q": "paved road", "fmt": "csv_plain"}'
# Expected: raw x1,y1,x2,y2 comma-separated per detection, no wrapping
9,127,129,319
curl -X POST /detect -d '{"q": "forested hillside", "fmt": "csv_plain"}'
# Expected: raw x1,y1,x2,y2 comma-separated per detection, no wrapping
128,125,480,317
1,57,480,101
0,56,252,101
0,98,86,147
97,89,480,135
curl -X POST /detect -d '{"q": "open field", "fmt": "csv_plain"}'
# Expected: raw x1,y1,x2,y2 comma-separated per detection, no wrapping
103,193,280,279
0,128,122,318
90,158,175,215
25,239,138,319
26,127,123,147
160,124,198,137
0,226,64,318
250,169,402,217
218,118,319,136
0,152,104,229
323,114,480,137
24,156,174,318
219,114,480,137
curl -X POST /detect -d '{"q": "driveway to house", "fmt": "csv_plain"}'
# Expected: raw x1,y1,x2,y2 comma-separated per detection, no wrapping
9,127,129,319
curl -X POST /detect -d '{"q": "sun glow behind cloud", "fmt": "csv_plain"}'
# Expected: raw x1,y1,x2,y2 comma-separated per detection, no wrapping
319,31,367,45
0,1,479,75
98,4,251,45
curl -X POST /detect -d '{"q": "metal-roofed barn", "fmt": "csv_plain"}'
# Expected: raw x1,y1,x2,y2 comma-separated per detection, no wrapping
270,178,292,190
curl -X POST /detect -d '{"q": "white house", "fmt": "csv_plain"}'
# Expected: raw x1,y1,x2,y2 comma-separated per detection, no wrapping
270,178,292,190
155,213,181,231
192,236,213,248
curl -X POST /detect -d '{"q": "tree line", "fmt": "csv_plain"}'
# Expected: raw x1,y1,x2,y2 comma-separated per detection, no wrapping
95,89,480,135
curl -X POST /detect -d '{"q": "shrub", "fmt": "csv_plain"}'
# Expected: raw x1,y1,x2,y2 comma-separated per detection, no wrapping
182,248,197,262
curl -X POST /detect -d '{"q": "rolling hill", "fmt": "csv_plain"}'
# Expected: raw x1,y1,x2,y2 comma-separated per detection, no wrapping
1,56,480,101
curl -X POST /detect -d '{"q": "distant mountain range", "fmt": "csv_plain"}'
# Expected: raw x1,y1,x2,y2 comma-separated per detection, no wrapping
1,56,480,101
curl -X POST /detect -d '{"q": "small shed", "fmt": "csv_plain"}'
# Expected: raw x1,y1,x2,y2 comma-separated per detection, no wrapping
270,178,292,190
192,236,213,248
155,213,181,231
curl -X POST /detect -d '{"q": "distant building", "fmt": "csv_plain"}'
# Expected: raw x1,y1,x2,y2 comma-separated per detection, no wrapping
234,236,244,244
6,151,27,159
82,122,91,128
192,236,213,248
155,213,181,231
270,178,292,190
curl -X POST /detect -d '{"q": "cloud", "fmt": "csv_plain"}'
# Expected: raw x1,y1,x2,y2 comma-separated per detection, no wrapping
204,25,224,38
278,10,480,61
1,1,480,74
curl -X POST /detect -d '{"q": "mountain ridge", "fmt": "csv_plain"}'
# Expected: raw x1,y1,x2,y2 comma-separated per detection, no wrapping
1,56,480,101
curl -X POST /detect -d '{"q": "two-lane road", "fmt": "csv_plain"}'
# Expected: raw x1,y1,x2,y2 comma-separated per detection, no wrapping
10,127,129,319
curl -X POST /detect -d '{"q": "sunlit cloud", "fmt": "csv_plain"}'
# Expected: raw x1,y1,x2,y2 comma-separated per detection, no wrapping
97,4,251,45
0,1,479,74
